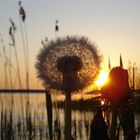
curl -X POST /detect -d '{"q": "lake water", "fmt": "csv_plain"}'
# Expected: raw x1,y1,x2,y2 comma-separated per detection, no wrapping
0,93,140,140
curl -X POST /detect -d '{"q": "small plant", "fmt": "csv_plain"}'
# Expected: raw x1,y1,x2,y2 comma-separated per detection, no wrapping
36,36,101,140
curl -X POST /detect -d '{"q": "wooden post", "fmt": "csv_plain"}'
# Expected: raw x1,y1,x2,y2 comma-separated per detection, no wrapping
64,91,71,140
46,90,52,140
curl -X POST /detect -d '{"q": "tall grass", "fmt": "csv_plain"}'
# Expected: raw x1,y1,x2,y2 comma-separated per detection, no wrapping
0,92,96,140
0,1,32,140
0,94,49,140
18,1,29,90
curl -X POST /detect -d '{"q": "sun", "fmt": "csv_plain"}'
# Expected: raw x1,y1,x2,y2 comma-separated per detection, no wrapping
96,68,109,86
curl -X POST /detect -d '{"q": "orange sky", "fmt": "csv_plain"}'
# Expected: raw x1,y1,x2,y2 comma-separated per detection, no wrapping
0,0,140,89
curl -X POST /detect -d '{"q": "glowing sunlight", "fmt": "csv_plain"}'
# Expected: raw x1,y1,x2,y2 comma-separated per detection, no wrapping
96,68,109,87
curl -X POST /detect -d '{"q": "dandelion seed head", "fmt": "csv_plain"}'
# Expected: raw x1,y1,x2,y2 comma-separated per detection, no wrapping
36,36,101,92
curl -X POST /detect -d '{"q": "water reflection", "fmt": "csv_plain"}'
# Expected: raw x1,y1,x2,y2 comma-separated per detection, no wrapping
0,94,140,140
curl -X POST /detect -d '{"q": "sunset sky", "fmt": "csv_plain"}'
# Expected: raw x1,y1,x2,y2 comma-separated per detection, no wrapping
0,0,140,88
